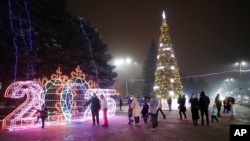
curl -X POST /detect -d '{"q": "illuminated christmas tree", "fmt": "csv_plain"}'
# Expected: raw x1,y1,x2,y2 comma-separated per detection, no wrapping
154,11,183,98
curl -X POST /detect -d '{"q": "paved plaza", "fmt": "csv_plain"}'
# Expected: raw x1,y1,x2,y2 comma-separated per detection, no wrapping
0,104,250,141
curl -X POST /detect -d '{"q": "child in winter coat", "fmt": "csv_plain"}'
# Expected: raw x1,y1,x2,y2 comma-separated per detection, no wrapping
211,103,219,123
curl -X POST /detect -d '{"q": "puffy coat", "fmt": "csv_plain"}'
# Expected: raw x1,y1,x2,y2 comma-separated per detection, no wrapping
131,97,141,117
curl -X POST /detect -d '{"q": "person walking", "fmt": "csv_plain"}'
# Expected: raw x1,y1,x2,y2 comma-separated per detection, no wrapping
156,96,166,119
167,96,172,111
36,104,48,128
214,94,222,117
189,93,199,126
178,95,187,120
199,91,210,125
100,94,108,127
84,93,101,126
211,103,219,123
131,96,141,125
149,92,158,130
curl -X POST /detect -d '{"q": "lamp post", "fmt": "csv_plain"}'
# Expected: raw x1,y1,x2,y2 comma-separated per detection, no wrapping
225,78,233,96
114,58,133,98
235,61,246,77
235,61,246,95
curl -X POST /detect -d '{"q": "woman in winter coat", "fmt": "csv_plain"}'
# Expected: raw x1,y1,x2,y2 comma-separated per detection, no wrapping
131,96,141,125
189,93,199,126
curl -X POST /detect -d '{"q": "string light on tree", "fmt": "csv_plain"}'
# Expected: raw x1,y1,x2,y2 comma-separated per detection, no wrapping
8,0,34,81
154,11,183,98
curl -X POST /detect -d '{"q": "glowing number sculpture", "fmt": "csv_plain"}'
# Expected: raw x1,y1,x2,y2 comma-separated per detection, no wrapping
2,81,44,131
2,66,116,131
83,89,116,121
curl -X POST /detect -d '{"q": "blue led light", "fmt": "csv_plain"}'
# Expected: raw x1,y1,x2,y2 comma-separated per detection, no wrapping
8,0,34,81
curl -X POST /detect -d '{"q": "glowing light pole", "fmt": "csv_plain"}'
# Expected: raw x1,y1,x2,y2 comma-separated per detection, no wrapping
235,61,246,77
114,58,132,98
225,78,233,96
235,61,246,95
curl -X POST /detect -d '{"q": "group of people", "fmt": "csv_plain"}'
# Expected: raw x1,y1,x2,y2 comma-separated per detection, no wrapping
213,94,236,119
84,93,109,127
222,96,236,117
36,93,109,128
188,92,236,127
127,92,169,130
189,91,211,126
35,91,236,130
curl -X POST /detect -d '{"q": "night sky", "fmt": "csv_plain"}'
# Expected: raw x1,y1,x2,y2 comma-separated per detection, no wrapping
67,0,250,81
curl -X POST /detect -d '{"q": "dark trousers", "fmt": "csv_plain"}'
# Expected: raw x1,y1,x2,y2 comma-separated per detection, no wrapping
156,108,166,119
91,110,99,125
41,117,45,128
223,106,229,113
179,110,187,120
142,114,148,123
128,109,133,124
120,104,122,111
151,113,158,128
134,116,140,124
217,106,221,117
37,115,46,128
211,115,219,122
200,109,209,125
168,104,172,111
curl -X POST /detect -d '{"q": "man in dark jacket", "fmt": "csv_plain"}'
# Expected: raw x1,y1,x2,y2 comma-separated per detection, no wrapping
214,94,222,117
178,95,187,120
85,93,101,126
199,91,210,125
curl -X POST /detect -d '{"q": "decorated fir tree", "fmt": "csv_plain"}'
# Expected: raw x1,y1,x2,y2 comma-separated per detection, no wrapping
154,11,183,98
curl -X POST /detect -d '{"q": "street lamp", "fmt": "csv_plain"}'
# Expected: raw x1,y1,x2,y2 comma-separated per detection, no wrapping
113,58,134,98
235,61,247,96
235,61,246,77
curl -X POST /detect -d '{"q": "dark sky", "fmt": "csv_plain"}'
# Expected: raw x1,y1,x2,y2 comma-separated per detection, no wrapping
67,0,250,78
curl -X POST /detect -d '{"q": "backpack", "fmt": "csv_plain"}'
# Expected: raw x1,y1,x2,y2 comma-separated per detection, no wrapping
141,103,149,114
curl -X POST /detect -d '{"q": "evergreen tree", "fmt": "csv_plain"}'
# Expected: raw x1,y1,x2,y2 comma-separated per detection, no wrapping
0,0,35,82
0,0,117,91
142,40,158,97
154,11,183,98
0,0,12,95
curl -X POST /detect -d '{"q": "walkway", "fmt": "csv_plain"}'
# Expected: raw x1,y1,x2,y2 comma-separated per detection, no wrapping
0,104,249,141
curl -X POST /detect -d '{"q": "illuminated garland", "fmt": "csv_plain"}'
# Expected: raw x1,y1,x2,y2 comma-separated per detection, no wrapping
180,69,246,79
8,0,18,81
8,0,34,81
23,0,34,79
79,17,99,83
